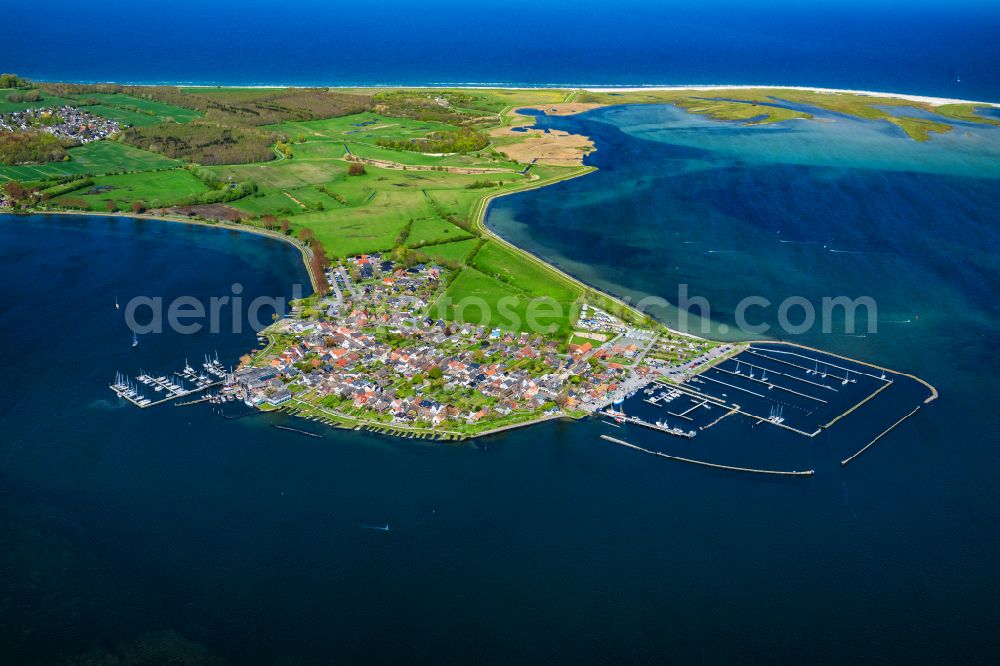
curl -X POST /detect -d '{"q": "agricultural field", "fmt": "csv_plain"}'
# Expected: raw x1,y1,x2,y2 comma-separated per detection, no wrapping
0,140,178,181
2,83,609,337
269,112,524,170
432,266,576,334
417,238,480,264
52,169,209,210
0,88,77,113
70,93,202,124
406,216,473,247
471,241,581,303
288,204,411,258
223,160,534,222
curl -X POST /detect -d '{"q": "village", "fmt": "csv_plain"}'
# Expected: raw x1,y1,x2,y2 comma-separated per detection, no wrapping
0,106,122,143
234,253,722,435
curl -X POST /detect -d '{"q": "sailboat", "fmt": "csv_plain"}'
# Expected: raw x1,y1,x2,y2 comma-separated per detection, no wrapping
115,297,120,310
132,331,138,347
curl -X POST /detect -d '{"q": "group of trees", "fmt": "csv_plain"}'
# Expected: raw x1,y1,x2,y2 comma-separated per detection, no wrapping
0,132,69,165
5,90,42,103
122,122,276,165
0,73,30,89
376,127,488,154
372,92,471,125
316,185,348,205
465,179,504,189
3,180,35,202
296,227,331,295
39,84,372,128
31,83,371,167
38,178,93,199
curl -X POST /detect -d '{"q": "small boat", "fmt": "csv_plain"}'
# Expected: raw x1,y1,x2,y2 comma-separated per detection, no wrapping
115,297,120,310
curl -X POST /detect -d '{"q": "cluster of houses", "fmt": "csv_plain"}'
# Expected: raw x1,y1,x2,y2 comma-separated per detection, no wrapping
0,106,122,143
235,258,644,431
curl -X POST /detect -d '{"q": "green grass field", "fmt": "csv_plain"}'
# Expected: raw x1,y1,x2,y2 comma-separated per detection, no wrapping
267,114,459,144
83,104,164,127
70,93,201,124
0,86,621,337
289,208,408,258
0,140,179,181
406,216,473,247
0,89,77,113
471,241,580,302
52,169,209,210
265,113,523,170
432,267,574,333
417,238,480,264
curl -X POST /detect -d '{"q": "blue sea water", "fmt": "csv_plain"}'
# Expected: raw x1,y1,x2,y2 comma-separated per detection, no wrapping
3,2,1000,662
4,0,1000,101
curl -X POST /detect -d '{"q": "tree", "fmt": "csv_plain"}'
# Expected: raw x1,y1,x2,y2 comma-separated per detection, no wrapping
131,200,146,213
428,366,443,380
3,180,26,201
106,200,118,213
348,161,366,176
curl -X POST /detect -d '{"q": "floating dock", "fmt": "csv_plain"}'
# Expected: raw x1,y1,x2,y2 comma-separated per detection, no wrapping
601,410,696,439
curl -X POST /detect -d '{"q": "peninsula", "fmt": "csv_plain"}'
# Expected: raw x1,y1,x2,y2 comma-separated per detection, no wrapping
0,77,951,446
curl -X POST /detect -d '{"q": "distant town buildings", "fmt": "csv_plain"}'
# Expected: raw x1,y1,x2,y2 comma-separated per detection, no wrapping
0,106,122,143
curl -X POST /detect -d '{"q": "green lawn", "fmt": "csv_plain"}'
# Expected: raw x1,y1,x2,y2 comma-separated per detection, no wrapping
52,169,209,210
0,140,179,181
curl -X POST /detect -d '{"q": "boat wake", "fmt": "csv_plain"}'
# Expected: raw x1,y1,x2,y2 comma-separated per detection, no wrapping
359,523,390,532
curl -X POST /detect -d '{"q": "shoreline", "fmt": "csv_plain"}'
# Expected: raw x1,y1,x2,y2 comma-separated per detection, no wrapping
0,209,937,448
5,209,320,293
27,80,1000,107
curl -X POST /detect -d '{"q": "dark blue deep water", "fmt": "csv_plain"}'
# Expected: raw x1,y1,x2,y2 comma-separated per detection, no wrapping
5,0,1000,102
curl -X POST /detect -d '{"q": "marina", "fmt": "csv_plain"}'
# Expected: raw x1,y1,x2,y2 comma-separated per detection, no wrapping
109,353,233,409
603,342,934,470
